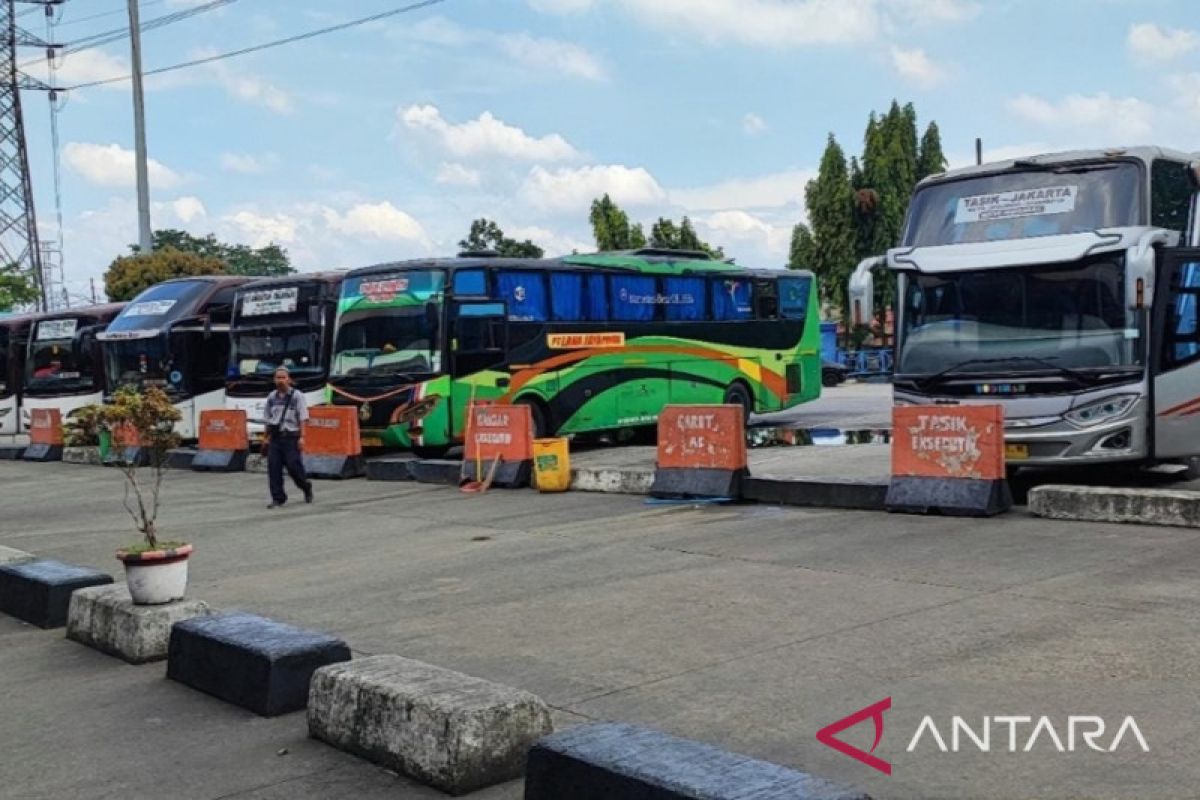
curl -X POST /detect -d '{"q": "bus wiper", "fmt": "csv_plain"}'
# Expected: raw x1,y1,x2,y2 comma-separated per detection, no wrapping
915,356,1098,390
1010,159,1118,175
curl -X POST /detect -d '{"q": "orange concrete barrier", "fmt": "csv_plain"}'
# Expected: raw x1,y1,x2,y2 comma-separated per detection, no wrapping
303,406,365,479
650,404,747,499
28,409,63,446
23,408,64,462
886,404,1011,516
193,409,249,472
461,403,534,488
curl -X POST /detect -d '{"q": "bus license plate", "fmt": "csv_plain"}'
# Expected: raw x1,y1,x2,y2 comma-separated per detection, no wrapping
361,436,383,447
1005,444,1029,460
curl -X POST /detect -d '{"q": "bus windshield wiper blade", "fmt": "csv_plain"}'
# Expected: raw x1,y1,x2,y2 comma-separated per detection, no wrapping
1010,159,1118,175
915,356,1097,390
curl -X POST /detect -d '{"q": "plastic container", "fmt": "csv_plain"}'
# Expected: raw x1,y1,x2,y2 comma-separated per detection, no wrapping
532,437,570,492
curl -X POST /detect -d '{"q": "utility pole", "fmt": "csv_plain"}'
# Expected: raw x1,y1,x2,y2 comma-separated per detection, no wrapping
128,0,152,253
1,0,61,311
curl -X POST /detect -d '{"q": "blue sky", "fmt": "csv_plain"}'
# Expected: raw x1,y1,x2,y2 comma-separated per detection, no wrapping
19,0,1200,302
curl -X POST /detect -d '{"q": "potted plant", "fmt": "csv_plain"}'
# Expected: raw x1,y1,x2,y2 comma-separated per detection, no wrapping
98,386,189,605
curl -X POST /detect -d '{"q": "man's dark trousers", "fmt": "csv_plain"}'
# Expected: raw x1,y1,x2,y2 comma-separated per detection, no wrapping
268,434,311,504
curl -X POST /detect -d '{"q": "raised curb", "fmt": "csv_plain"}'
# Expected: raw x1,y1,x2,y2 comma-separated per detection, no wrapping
743,475,889,510
62,447,104,466
410,459,463,486
167,612,351,716
365,455,418,482
66,584,212,664
0,445,25,460
1029,484,1200,528
309,654,552,796
570,467,654,495
525,722,870,800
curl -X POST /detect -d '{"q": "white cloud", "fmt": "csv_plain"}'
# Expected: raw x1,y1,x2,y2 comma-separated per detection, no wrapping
890,46,947,89
882,0,979,25
670,169,813,211
1128,23,1198,62
1168,73,1200,122
507,225,592,256
219,152,275,174
519,164,666,213
500,33,606,81
743,113,768,136
528,0,595,12
221,211,298,247
698,210,793,263
63,142,181,189
398,105,580,161
615,0,879,46
207,61,294,114
31,49,129,89
946,142,1052,170
170,196,207,223
435,163,483,187
322,202,430,244
1008,92,1154,142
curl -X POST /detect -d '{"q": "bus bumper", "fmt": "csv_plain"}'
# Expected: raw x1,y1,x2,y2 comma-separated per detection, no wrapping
1001,404,1149,466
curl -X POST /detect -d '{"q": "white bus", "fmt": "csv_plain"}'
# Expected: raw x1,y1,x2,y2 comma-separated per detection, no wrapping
98,276,251,439
0,313,34,444
20,304,124,432
225,272,344,440
851,145,1200,470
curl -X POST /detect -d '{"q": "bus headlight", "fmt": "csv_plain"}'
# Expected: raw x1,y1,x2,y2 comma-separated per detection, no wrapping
1065,394,1138,428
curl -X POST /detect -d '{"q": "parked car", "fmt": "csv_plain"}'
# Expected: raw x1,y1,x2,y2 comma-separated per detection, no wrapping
822,359,849,387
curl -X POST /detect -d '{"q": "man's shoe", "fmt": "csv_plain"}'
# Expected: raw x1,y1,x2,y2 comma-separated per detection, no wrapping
267,501,285,509
304,484,314,504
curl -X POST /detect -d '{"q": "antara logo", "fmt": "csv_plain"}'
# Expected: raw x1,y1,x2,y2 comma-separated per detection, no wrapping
817,699,1149,776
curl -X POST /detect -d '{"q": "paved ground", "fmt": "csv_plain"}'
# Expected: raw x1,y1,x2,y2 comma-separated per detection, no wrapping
4,449,1200,799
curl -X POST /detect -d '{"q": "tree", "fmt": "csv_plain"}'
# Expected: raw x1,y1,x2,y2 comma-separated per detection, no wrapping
0,263,40,311
105,247,226,302
648,215,724,259
134,229,294,277
590,194,636,250
804,134,857,320
917,121,947,181
787,223,816,271
458,218,544,258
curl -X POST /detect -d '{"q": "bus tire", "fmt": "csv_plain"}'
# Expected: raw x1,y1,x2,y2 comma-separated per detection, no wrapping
723,381,754,424
518,396,552,439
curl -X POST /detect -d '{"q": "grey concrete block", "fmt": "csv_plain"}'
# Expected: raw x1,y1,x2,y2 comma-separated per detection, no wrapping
525,722,870,800
0,546,33,565
62,447,104,466
1030,484,1200,528
308,654,552,796
570,466,654,495
66,584,212,664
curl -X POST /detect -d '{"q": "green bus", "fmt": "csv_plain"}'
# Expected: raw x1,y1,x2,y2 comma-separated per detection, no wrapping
327,248,821,455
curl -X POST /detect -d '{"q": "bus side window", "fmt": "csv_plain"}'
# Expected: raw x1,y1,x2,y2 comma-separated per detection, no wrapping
585,274,608,321
712,277,752,320
611,275,655,321
454,270,488,297
754,279,778,319
498,272,547,322
550,273,584,321
1152,159,1193,233
1166,261,1200,367
778,276,810,320
665,277,705,321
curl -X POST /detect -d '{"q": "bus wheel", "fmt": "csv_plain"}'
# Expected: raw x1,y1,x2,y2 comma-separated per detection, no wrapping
723,382,754,424
518,397,552,439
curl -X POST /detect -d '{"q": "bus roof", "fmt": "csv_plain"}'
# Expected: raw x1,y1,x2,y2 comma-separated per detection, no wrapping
344,250,788,280
238,271,347,291
34,303,126,324
919,145,1197,188
0,312,37,331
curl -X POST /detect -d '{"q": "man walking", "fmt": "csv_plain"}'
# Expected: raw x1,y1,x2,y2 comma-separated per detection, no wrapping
264,366,313,508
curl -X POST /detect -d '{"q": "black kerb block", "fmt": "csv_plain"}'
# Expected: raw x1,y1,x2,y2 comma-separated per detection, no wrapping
0,559,114,628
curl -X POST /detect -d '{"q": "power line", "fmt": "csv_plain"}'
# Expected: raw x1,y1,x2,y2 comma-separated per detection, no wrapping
61,0,446,91
55,0,169,28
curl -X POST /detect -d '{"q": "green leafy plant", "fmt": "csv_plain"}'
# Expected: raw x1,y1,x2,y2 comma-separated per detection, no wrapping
63,405,104,447
97,387,182,549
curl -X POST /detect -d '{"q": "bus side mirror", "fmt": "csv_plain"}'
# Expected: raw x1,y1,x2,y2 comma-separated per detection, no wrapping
849,255,883,326
1126,231,1172,310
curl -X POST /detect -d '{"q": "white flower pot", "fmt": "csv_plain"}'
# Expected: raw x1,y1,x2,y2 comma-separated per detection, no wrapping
117,544,193,605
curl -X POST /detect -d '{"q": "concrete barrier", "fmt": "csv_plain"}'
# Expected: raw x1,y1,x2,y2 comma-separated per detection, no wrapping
1029,485,1200,528
167,612,351,716
571,465,655,495
525,722,870,800
62,446,104,466
309,655,552,796
303,406,366,479
0,559,113,628
23,408,63,462
461,403,533,488
650,405,747,500
66,584,212,664
192,410,249,472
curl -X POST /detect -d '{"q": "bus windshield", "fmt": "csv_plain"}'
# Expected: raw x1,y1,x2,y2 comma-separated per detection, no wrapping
0,327,10,396
903,162,1142,248
232,324,321,377
332,271,444,378
898,258,1143,376
106,280,210,334
26,318,95,393
104,335,179,394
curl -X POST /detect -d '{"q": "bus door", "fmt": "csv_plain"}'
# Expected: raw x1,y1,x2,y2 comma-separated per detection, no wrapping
1153,248,1200,458
451,300,507,428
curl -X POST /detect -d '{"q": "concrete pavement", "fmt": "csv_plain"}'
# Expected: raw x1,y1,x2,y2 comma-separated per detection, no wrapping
3,458,1200,798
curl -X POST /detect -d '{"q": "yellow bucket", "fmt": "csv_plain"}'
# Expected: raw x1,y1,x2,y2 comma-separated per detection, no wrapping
532,437,571,492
